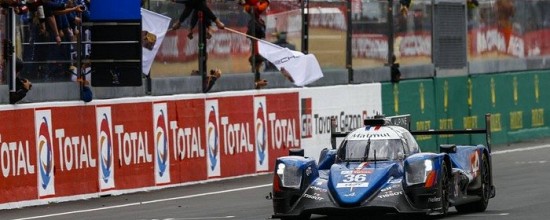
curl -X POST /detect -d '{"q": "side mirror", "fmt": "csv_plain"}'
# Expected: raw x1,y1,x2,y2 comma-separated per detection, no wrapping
440,144,457,154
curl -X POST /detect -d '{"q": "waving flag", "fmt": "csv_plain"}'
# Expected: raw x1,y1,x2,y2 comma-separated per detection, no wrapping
258,40,323,87
141,8,171,75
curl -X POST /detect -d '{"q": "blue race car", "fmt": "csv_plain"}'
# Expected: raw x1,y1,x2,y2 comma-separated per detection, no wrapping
271,115,496,220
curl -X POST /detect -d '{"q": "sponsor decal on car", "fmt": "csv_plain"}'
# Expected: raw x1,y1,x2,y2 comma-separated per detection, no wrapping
389,178,402,184
380,184,400,192
337,182,369,188
310,186,328,193
470,151,480,178
378,191,402,199
305,166,312,176
340,170,373,175
303,193,324,201
337,173,369,187
344,192,356,197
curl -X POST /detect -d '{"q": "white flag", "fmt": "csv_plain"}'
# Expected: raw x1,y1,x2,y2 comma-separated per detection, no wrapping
141,8,171,75
258,40,323,87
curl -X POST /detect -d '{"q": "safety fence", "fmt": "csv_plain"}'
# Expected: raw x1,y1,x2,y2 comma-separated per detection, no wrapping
2,0,550,91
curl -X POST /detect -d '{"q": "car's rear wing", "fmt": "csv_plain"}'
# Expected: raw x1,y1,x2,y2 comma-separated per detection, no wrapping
409,113,492,153
330,114,492,152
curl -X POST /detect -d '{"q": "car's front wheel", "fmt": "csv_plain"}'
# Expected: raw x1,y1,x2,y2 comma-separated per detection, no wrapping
438,160,450,216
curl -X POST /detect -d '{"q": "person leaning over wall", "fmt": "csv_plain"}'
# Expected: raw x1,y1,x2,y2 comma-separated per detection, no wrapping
10,58,33,104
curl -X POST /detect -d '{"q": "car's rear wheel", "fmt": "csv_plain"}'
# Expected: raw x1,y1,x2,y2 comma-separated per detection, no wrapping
455,153,490,213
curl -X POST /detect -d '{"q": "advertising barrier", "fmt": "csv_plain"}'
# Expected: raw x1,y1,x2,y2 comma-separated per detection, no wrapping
381,79,437,152
166,99,208,184
49,106,98,197
0,84,383,209
382,71,550,149
0,109,36,204
110,103,156,190
470,72,550,145
433,76,472,146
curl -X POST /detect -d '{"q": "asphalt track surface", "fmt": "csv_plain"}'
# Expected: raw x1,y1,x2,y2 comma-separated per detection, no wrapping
3,138,550,220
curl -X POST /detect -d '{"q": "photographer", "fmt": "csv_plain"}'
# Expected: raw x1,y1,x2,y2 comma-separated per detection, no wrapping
10,58,32,104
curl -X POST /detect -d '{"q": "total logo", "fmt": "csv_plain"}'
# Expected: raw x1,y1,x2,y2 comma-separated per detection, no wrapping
220,116,254,156
169,121,205,160
205,100,221,177
54,129,96,172
0,134,35,178
254,97,269,172
113,123,153,165
35,110,55,197
267,112,300,149
154,103,170,184
96,107,115,190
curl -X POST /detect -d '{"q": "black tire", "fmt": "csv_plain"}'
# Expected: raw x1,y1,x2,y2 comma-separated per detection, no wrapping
438,160,450,216
455,153,490,213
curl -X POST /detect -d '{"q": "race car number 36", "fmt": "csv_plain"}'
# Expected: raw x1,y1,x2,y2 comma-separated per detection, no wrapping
336,174,369,188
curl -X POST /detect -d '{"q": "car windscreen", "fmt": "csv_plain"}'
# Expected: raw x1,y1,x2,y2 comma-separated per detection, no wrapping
337,139,404,162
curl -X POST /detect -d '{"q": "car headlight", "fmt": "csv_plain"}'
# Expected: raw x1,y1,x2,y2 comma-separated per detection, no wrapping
276,163,302,189
406,159,435,186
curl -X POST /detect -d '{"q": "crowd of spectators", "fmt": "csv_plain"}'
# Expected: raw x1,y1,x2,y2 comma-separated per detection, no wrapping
15,0,91,82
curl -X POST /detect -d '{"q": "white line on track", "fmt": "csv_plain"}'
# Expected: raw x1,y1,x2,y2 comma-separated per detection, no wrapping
13,144,550,220
12,184,271,220
491,144,550,155
463,212,510,216
142,216,235,220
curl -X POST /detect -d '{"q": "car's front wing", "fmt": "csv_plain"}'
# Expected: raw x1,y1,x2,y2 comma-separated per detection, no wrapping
273,180,443,218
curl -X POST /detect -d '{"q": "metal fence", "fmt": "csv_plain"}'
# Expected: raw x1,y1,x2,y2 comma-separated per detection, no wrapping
1,0,550,102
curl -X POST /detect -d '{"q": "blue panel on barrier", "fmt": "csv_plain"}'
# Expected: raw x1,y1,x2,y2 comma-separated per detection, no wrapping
90,0,141,21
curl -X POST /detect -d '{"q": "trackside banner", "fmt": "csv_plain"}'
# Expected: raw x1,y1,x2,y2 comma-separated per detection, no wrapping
164,99,207,184
300,84,383,160
110,103,155,190
50,106,98,197
0,84,381,209
0,109,36,204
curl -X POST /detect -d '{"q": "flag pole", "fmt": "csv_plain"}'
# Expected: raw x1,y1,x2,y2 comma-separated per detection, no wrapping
224,27,282,49
224,27,262,41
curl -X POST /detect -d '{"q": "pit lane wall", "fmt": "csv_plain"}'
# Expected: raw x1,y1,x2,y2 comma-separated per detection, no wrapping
382,71,550,150
0,84,382,209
